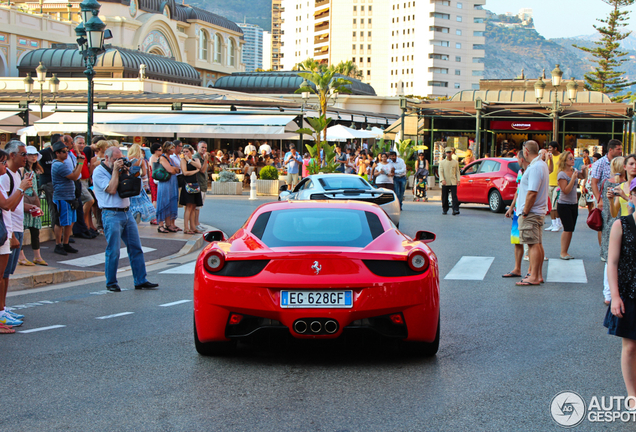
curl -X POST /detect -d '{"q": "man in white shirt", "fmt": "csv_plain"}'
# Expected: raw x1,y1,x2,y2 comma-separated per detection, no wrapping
245,142,257,156
389,151,407,210
515,140,549,287
258,141,272,156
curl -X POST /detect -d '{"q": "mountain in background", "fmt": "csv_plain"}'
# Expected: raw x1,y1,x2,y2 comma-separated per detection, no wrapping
188,0,272,31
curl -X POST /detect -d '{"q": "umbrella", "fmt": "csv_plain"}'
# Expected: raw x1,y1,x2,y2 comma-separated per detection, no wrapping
326,125,378,141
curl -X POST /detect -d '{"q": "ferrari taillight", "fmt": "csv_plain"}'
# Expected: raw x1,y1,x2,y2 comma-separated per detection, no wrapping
407,250,429,272
203,249,225,273
389,313,404,325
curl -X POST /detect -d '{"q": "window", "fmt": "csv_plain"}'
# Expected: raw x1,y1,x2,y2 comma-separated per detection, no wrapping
473,31,485,37
369,5,372,11
474,17,484,23
361,5,364,11
391,70,393,75
479,160,501,174
227,38,236,66
367,70,371,76
472,83,480,90
431,12,450,19
472,57,485,63
430,26,450,33
429,67,449,74
353,31,357,37
353,5,357,11
457,2,463,7
474,4,484,9
353,18,357,24
455,69,461,75
456,43,461,49
472,70,484,76
429,53,449,60
199,30,208,60
361,18,364,24
368,45,371,51
431,40,450,47
456,29,462,35
456,56,461,61
352,44,356,52
456,16,462,22
360,44,364,50
214,33,222,63
473,44,485,50
428,81,449,87
455,83,461,89
368,18,372,25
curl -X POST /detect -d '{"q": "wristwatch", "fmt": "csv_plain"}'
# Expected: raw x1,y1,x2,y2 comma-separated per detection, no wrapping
522,212,529,217
17,187,24,195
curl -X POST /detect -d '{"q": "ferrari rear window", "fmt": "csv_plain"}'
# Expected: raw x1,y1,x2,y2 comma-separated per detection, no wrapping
251,209,384,247
318,176,371,191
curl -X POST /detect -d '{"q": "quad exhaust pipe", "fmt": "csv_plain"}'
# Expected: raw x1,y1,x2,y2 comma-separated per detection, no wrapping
293,318,339,335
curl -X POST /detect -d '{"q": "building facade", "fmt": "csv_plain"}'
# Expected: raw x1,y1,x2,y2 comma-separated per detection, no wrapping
271,0,283,70
263,31,272,70
4,0,246,86
279,0,486,98
237,22,264,72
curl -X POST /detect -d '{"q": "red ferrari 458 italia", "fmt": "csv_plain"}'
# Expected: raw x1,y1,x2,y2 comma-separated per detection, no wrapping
193,201,440,356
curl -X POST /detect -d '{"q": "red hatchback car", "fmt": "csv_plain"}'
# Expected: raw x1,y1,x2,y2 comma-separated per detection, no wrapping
456,157,520,213
193,201,440,356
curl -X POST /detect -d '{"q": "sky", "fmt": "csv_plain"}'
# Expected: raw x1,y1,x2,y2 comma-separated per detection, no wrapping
485,0,636,39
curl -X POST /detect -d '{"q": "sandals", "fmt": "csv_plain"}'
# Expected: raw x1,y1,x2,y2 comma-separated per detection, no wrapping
157,226,170,233
183,230,195,235
0,323,15,334
502,272,522,278
18,259,35,266
33,259,48,266
166,226,180,233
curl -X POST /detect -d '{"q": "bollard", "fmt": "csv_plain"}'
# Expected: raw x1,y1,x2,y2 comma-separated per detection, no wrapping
249,171,257,200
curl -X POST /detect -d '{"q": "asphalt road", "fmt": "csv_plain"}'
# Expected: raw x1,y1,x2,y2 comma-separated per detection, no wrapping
2,195,631,431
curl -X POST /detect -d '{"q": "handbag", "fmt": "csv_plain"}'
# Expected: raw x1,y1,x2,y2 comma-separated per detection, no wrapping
66,199,82,210
23,189,40,207
185,182,201,194
587,208,603,231
578,192,587,207
152,161,171,182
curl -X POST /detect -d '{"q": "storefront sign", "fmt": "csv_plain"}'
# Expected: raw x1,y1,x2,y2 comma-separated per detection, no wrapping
490,120,552,131
577,139,599,148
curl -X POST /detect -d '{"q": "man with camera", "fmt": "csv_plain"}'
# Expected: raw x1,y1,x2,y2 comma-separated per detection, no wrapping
51,141,83,255
92,146,158,292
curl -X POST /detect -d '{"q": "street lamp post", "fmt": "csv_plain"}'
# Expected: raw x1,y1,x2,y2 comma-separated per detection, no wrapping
300,78,309,153
75,0,107,146
23,65,59,145
534,65,577,144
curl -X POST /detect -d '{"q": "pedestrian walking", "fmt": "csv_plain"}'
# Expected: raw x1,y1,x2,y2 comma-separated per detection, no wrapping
603,178,636,409
92,146,158,292
389,150,407,210
179,145,203,234
0,147,33,330
18,146,47,266
503,151,528,279
439,147,460,215
413,153,429,202
156,141,180,233
373,152,395,190
515,141,549,286
601,157,625,304
591,139,624,251
556,152,586,259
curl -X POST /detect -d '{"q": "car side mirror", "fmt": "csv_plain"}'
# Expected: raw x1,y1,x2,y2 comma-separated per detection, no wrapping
279,184,288,192
204,230,226,243
415,230,436,243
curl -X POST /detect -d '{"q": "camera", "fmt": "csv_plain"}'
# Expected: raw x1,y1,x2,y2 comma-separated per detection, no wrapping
121,158,132,168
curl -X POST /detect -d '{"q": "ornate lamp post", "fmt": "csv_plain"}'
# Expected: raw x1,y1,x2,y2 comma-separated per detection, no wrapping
22,65,59,144
535,64,578,144
75,0,107,145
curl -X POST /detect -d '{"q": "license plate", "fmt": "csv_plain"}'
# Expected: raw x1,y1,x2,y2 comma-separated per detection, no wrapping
280,291,353,308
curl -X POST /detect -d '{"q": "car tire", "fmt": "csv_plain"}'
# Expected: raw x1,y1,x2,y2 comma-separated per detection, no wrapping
489,189,504,213
402,315,440,357
194,315,236,356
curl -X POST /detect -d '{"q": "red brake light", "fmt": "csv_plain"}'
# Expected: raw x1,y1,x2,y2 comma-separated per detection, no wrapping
228,313,243,325
389,313,404,325
407,250,429,272
203,249,225,273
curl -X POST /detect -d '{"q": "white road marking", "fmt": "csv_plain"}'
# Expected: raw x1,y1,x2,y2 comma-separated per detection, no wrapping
444,256,495,281
159,261,196,274
96,312,134,320
159,299,192,307
546,259,588,283
60,247,156,267
19,325,66,334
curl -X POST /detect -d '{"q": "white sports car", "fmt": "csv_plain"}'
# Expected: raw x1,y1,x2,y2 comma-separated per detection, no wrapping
278,174,401,227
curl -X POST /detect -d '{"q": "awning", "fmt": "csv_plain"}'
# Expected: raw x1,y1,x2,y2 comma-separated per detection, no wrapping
325,124,378,141
33,112,306,138
0,111,40,132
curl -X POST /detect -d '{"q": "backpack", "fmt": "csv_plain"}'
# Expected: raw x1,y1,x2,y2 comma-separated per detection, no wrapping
100,162,142,199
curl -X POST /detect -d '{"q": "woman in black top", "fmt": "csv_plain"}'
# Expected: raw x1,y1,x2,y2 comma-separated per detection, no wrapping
179,145,202,234
605,178,636,408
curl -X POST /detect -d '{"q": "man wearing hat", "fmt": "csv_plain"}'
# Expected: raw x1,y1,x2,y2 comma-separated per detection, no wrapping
439,146,461,215
51,140,84,255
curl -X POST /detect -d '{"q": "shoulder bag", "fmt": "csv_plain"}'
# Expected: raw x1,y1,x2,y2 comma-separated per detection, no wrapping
152,156,172,182
0,210,6,246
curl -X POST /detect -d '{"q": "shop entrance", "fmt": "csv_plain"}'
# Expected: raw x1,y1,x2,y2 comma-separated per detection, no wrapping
487,120,553,156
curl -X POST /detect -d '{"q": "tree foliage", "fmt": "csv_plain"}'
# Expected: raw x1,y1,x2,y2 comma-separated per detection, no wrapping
574,0,636,102
296,114,331,166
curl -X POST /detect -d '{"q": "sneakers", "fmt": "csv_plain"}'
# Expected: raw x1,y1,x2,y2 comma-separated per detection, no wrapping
545,222,555,231
63,244,78,253
5,308,24,320
197,225,206,232
551,223,563,232
0,312,23,327
54,244,67,255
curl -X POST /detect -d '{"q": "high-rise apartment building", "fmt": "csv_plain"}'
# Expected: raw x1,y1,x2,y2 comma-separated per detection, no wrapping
263,31,273,70
279,0,486,98
271,0,284,70
238,22,264,72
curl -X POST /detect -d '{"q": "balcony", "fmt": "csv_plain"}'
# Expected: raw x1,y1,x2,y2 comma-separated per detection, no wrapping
315,21,330,32
314,33,329,44
316,0,329,6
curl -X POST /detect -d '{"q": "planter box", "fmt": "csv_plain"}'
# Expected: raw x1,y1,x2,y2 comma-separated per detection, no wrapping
256,179,286,196
208,182,243,195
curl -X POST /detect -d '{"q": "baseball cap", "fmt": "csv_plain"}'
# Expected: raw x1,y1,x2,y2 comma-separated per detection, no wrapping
52,141,67,153
445,147,453,153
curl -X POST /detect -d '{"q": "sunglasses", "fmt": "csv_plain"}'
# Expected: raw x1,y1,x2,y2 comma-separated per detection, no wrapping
0,160,6,165
18,152,27,157
57,149,68,154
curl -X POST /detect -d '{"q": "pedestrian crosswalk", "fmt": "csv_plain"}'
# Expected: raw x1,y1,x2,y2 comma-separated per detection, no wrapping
444,256,495,281
160,262,196,274
546,259,588,283
60,247,156,267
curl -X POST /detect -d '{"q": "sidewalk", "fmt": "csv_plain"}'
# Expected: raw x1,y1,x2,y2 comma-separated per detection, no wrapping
8,218,213,292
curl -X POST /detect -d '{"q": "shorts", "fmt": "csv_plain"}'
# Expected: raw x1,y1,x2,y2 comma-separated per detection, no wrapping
0,236,11,255
519,213,544,245
54,200,77,227
79,180,94,204
286,172,300,186
557,202,578,232
548,186,559,209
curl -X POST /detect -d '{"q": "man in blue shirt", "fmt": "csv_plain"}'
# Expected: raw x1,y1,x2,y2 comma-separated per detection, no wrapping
284,145,303,189
51,141,83,255
92,146,158,292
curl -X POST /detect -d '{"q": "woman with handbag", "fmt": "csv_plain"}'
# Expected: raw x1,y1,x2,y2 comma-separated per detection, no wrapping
17,146,47,266
155,141,180,233
601,157,626,304
556,152,586,260
179,145,202,234
147,143,162,226
128,144,156,224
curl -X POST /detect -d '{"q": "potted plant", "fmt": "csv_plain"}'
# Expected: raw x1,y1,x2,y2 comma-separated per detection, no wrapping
256,165,285,196
208,170,242,195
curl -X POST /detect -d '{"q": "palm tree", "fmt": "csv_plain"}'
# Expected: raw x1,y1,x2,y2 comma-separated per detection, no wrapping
333,60,363,79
